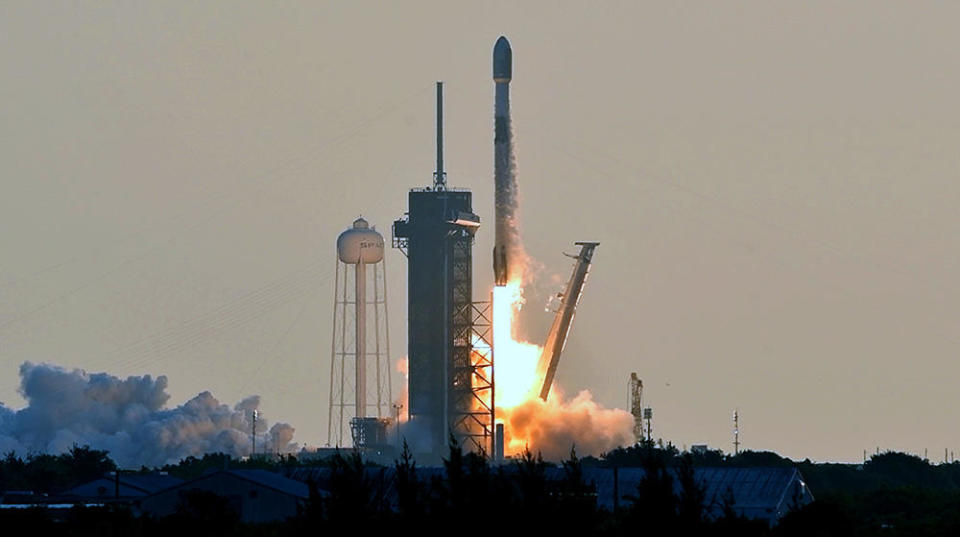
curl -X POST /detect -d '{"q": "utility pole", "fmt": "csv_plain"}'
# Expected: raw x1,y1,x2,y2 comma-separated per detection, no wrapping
733,410,740,456
251,410,259,457
643,407,653,442
393,403,403,448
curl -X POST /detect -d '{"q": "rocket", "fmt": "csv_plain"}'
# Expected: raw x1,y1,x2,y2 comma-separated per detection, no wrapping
493,35,512,83
493,36,513,286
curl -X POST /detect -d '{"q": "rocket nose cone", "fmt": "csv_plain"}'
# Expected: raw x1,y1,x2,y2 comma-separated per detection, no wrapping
493,36,512,83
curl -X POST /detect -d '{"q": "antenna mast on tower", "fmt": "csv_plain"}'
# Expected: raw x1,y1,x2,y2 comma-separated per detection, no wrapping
433,81,446,190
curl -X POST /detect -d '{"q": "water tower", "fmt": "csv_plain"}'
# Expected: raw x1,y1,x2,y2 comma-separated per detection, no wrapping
327,217,392,447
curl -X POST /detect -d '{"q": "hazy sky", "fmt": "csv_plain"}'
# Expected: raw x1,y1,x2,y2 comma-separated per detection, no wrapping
2,2,960,462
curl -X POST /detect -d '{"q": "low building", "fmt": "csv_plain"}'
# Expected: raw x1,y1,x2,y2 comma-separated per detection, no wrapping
285,464,812,525
64,473,182,501
138,469,314,524
586,466,813,524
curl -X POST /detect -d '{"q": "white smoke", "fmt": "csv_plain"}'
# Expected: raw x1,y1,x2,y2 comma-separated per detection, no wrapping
499,389,634,460
0,362,296,467
268,422,297,454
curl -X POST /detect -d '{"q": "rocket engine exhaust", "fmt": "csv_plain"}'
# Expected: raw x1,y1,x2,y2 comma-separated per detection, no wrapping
493,36,520,286
486,36,632,458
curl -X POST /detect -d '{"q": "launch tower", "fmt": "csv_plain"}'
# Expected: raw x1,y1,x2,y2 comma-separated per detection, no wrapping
393,83,494,458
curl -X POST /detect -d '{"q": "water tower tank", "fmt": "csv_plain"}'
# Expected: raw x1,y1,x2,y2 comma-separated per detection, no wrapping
337,218,384,264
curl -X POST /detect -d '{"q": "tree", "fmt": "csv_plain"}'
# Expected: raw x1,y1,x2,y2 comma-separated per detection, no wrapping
676,453,706,528
63,444,115,483
625,444,677,530
325,450,388,528
394,440,424,519
556,447,599,534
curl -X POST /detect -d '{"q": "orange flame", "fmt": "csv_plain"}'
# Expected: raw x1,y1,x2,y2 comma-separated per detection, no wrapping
492,277,633,458
492,282,543,409
394,356,409,422
493,276,550,455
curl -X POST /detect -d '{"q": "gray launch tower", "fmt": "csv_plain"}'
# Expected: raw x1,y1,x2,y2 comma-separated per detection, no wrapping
393,83,494,459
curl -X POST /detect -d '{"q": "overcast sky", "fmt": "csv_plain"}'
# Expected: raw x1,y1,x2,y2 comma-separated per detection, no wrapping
2,2,959,462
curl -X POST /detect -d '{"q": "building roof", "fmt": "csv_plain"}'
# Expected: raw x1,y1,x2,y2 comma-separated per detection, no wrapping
224,469,311,499
283,464,811,522
65,473,183,498
143,469,313,500
573,466,812,519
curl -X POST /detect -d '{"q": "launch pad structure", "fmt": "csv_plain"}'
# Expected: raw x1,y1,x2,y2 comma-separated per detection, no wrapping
387,39,599,459
319,37,611,462
393,83,495,458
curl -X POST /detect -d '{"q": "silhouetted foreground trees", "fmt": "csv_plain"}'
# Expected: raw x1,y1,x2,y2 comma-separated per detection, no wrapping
4,442,960,535
0,444,115,493
286,441,752,536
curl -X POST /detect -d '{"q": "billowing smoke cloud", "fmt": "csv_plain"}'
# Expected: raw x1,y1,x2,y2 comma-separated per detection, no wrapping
0,362,296,467
499,389,634,461
387,356,433,453
268,422,297,454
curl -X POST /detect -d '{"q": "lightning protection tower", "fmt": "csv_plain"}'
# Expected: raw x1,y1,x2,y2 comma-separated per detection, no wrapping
327,218,392,447
733,409,740,455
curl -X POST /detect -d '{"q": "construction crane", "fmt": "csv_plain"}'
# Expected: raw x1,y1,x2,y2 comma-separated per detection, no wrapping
629,373,643,443
538,242,600,400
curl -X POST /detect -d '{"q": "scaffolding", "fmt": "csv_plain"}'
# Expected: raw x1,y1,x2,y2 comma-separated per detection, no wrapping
327,251,392,447
393,83,487,458
450,299,495,455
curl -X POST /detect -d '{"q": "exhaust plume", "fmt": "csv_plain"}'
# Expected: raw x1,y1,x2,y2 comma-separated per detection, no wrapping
499,389,634,460
494,284,633,460
0,362,296,467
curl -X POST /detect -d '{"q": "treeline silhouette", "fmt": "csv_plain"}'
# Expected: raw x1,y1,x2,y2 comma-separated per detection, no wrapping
2,440,960,536
604,442,960,493
0,444,116,493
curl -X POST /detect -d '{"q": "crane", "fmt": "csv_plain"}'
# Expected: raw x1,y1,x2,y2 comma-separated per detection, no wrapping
629,373,643,444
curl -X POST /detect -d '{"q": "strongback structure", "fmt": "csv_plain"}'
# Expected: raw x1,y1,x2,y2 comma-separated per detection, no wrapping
327,218,392,447
538,242,600,400
393,82,493,458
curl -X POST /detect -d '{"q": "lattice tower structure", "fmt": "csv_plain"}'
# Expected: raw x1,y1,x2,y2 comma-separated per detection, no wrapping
327,218,392,447
392,82,490,457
